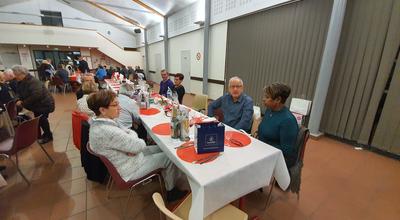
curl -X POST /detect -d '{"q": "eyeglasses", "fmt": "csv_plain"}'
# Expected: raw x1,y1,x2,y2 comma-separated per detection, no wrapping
230,85,243,88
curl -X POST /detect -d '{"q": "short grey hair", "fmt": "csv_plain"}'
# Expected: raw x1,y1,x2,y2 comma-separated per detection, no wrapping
119,83,135,97
228,76,243,87
11,65,29,76
3,68,13,75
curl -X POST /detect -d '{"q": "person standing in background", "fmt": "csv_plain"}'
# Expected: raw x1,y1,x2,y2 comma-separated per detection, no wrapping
55,64,69,83
13,65,55,144
78,56,90,73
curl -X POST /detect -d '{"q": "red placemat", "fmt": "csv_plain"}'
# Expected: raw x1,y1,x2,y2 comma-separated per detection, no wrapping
152,123,171,135
176,141,219,164
151,93,161,98
140,108,160,115
69,75,77,81
190,117,203,125
224,131,251,147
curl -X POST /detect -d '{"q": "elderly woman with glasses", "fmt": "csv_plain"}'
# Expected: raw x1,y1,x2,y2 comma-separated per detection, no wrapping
258,83,299,168
87,90,187,202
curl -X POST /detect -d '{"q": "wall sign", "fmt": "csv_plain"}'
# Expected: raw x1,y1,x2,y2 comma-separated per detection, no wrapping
196,52,201,61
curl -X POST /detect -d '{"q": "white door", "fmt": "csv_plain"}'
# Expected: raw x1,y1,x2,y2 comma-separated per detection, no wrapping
180,50,191,93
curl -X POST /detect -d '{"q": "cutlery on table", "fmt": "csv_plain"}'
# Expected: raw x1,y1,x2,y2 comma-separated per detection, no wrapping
192,153,220,164
175,142,194,149
228,138,244,147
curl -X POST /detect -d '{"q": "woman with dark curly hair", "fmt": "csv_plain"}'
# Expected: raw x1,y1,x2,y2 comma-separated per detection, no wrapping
258,83,299,168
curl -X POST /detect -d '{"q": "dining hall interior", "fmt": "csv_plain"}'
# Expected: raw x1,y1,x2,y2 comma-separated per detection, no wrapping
0,0,399,219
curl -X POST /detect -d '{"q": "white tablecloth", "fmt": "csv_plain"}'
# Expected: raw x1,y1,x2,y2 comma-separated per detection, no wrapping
139,104,290,220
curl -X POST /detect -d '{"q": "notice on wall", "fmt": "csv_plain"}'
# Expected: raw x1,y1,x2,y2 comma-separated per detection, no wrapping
18,46,34,70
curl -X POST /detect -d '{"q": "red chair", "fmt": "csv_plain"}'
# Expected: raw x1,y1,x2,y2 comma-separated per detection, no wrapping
72,111,89,150
50,76,71,94
0,117,54,185
86,143,165,216
264,126,310,209
5,99,17,121
213,108,224,122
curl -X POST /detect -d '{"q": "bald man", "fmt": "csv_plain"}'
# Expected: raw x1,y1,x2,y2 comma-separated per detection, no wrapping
208,76,254,132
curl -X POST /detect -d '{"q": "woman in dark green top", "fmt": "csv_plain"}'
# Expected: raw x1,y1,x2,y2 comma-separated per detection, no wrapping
258,83,299,168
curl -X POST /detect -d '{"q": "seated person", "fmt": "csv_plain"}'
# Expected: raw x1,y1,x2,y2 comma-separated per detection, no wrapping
38,60,53,82
116,83,140,129
55,64,69,83
117,83,147,140
3,69,18,94
0,71,16,107
135,66,146,80
87,90,187,202
173,73,185,104
76,74,97,100
159,69,174,97
77,81,98,117
258,83,299,168
95,65,107,81
208,76,254,132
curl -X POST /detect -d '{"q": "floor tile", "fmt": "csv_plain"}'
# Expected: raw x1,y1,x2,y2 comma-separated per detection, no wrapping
50,192,87,220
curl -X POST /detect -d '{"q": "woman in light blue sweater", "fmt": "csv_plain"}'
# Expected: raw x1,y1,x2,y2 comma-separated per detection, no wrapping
87,90,186,202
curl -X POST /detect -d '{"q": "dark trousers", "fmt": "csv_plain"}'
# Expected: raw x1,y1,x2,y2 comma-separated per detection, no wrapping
132,123,147,141
34,112,53,138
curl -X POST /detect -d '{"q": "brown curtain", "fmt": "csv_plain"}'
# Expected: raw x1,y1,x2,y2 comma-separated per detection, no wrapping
225,0,333,107
371,50,400,155
320,0,399,144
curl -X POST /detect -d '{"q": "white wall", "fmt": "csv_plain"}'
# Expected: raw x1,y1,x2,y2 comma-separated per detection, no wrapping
210,0,292,24
168,30,204,78
147,23,164,45
168,0,204,38
147,41,165,83
17,45,34,70
144,0,295,99
209,22,227,81
208,21,227,99
0,44,21,70
0,23,142,67
167,22,227,99
0,0,138,48
137,46,146,70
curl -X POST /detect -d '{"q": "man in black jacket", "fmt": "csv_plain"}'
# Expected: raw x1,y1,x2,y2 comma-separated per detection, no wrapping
12,65,55,144
78,56,90,73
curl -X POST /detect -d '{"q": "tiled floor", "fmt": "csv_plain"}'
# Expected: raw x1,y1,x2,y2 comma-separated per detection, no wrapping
1,93,400,220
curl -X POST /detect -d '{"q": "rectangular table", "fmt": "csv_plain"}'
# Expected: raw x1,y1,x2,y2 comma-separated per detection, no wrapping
139,103,290,220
